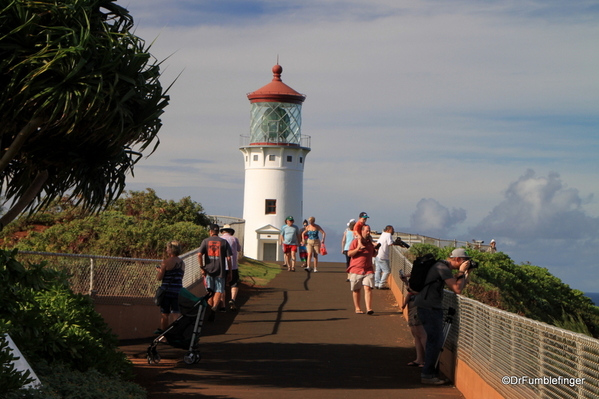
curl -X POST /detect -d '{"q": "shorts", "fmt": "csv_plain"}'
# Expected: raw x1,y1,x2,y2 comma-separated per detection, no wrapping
205,275,225,293
407,302,422,326
159,292,180,314
229,269,240,288
349,273,374,291
283,244,298,254
306,239,321,255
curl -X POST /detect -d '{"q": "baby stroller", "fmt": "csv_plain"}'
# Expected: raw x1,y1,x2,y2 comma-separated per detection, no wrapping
147,287,214,365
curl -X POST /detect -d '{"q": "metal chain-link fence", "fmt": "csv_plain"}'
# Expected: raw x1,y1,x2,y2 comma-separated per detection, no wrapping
15,249,204,306
389,247,599,399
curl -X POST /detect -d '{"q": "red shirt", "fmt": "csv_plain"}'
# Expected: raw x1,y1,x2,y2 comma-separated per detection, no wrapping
353,220,366,236
347,238,375,275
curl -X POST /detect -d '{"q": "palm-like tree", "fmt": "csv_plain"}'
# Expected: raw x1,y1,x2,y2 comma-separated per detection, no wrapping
0,0,169,227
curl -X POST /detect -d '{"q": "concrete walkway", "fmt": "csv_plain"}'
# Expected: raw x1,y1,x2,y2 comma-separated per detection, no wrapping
120,262,464,399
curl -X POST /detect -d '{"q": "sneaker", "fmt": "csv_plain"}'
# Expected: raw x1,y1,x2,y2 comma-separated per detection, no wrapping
229,300,237,311
421,377,448,385
313,269,318,272
305,267,311,272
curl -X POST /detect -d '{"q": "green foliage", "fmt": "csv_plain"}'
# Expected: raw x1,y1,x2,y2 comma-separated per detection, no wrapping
407,243,442,260
1,190,209,258
0,0,169,222
6,362,146,399
111,189,211,227
460,249,599,338
0,249,134,389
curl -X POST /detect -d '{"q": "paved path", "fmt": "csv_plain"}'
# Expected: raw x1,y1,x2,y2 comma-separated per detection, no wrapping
120,262,464,399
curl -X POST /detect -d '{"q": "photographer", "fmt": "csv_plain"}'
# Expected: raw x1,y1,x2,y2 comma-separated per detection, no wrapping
414,248,473,385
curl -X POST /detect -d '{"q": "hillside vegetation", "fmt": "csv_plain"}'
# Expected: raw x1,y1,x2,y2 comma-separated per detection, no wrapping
408,244,599,338
0,189,211,258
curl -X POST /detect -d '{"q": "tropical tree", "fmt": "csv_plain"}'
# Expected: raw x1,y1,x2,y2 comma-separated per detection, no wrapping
0,0,169,228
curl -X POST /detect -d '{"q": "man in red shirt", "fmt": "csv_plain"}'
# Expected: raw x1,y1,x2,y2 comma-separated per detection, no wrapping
347,224,378,315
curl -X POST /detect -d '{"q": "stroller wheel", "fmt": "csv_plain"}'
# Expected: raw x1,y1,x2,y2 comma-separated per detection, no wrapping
154,353,161,363
193,352,202,363
183,351,198,365
147,355,153,364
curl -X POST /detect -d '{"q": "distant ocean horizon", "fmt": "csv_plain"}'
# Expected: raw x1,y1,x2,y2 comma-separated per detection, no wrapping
585,292,599,306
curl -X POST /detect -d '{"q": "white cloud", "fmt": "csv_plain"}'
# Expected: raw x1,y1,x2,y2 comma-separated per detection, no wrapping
470,169,599,239
409,198,467,237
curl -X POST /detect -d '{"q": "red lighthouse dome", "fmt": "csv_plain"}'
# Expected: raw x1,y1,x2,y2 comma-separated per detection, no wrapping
247,65,306,105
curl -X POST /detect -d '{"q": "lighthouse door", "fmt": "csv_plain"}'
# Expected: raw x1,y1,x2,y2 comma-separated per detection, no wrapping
263,243,277,261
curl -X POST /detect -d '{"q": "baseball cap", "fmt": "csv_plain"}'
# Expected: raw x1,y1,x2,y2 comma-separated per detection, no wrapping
359,212,369,219
286,216,294,221
347,218,356,226
490,239,496,243
450,248,471,258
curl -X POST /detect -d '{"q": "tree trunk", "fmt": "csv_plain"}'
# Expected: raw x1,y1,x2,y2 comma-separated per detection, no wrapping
0,170,49,230
0,117,44,174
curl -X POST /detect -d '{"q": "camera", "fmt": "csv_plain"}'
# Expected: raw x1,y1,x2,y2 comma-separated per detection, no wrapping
393,237,410,249
468,260,479,270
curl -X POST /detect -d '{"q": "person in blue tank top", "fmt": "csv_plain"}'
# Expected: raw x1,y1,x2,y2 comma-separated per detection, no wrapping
155,240,185,334
302,216,326,272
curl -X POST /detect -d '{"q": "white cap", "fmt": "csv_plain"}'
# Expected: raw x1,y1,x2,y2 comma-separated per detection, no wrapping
347,218,356,226
490,239,496,243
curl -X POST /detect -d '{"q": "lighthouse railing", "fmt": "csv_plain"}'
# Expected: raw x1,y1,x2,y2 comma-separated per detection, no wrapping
239,134,311,149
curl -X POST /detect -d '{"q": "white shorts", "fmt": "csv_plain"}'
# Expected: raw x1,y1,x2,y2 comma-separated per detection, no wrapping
349,273,374,291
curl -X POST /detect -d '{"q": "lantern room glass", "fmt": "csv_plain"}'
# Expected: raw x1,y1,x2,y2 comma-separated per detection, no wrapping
249,102,302,145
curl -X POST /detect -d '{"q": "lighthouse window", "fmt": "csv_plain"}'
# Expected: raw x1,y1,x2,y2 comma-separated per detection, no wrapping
287,156,292,162
265,199,276,215
300,157,303,163
253,155,258,161
269,154,276,161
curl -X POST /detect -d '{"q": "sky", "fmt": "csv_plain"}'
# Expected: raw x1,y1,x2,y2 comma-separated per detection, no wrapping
120,0,599,292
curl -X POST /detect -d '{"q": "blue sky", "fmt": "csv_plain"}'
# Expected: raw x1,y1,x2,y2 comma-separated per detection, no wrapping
122,0,599,292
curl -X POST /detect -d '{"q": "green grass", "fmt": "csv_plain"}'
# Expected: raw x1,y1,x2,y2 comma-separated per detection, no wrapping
238,257,282,286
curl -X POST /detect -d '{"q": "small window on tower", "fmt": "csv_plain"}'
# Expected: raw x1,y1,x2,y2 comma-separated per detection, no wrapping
265,199,276,215
287,156,292,162
269,154,276,161
253,155,258,161
245,156,248,162
300,157,303,163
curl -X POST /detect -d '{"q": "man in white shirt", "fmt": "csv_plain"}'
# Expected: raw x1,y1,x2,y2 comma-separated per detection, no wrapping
374,225,398,289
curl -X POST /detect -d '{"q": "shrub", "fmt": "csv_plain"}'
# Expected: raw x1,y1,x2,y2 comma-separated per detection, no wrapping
6,362,146,399
0,250,134,387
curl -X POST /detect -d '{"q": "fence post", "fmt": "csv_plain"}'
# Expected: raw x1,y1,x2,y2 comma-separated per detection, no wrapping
89,258,94,296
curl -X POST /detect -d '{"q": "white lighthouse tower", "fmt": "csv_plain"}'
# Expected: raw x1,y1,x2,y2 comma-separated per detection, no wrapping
240,64,310,261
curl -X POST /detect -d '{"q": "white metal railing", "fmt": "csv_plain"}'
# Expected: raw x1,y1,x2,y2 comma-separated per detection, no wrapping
389,247,599,399
239,134,311,149
388,231,492,252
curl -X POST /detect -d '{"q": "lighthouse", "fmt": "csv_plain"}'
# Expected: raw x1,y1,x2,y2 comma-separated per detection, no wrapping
240,65,310,261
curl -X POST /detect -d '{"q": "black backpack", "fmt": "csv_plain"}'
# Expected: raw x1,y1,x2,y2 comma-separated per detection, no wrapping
408,253,439,292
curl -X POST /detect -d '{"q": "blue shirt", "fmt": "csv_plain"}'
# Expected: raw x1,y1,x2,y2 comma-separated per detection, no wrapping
281,224,300,245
